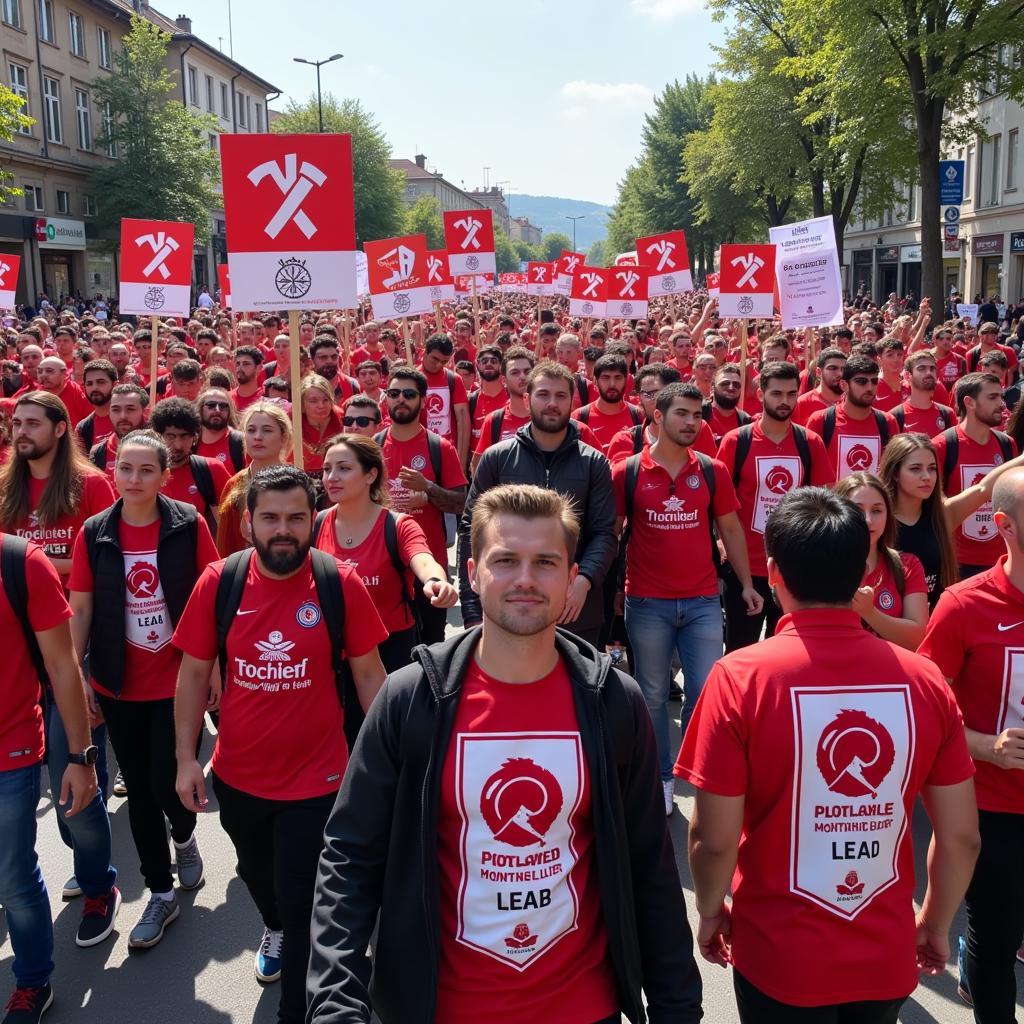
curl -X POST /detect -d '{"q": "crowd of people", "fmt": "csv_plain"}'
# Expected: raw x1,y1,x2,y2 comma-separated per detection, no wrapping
2,285,1024,1024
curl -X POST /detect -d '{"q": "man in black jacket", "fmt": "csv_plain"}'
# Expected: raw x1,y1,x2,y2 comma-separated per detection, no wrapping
458,360,617,646
308,483,702,1024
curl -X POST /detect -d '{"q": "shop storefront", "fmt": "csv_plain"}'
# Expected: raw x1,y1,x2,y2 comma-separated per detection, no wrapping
1011,232,1024,303
972,233,1004,300
35,217,87,303
900,244,921,299
876,245,899,302
850,248,873,299
0,214,32,306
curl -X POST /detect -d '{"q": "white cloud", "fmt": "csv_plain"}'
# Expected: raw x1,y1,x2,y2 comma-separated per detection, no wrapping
630,0,705,20
559,80,655,109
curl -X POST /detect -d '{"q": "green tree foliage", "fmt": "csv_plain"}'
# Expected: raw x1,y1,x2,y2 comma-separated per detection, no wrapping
539,232,574,262
403,194,444,249
0,84,33,203
587,240,610,267
272,94,405,245
512,238,541,264
493,229,520,273
90,16,220,242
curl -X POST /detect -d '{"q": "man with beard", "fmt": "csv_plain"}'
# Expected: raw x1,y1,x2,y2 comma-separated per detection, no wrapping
89,384,149,482
308,483,703,1024
893,352,956,434
75,359,117,450
35,356,92,427
230,346,265,414
174,465,386,1024
195,387,246,472
459,362,616,647
932,373,1018,578
421,334,471,469
715,361,833,650
471,347,535,473
378,368,467,643
702,364,751,447
310,337,358,405
466,345,507,450
806,355,898,482
793,347,846,424
571,353,642,456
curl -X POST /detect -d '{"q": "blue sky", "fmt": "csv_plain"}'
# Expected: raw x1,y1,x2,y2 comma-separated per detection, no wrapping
178,0,725,206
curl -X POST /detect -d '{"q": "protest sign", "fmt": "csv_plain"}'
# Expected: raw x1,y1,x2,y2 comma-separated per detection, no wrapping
637,230,692,294
719,244,777,318
443,209,496,277
568,266,608,318
607,264,650,319
769,216,844,329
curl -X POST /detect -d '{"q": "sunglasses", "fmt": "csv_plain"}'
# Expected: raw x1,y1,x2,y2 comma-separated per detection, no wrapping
386,387,419,400
203,401,230,410
343,415,379,428
477,356,500,365
717,381,741,390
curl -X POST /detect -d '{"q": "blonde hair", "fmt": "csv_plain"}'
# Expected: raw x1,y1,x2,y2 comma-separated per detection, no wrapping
300,374,334,409
240,401,293,457
470,484,580,562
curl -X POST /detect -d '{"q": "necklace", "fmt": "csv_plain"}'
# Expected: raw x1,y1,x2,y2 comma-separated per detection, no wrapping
343,535,354,546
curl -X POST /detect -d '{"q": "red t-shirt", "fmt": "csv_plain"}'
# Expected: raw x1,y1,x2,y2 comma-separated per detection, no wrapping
351,345,388,369
919,557,1024,813
968,343,1018,376
715,423,833,577
612,447,738,598
864,553,927,619
605,420,716,465
704,404,749,447
676,609,973,1006
173,553,387,800
931,425,1018,566
230,386,263,414
379,428,467,566
314,507,431,633
570,403,639,455
933,352,965,388
0,540,71,769
894,401,954,436
422,368,469,446
874,379,906,413
792,389,835,427
161,457,231,517
805,402,900,482
469,388,508,444
52,381,93,426
473,406,531,455
79,412,113,448
196,432,247,472
69,516,218,701
435,657,618,1023
302,408,345,473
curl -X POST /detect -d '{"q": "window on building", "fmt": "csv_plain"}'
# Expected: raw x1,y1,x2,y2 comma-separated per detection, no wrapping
965,143,974,202
236,91,247,127
56,188,70,214
43,76,61,143
187,65,198,107
979,134,1001,207
2,0,22,29
24,184,43,211
75,88,91,150
220,82,229,118
1008,128,1019,191
9,63,30,134
255,102,264,133
208,132,217,151
97,27,111,69
69,11,86,56
907,183,917,222
37,0,54,43
102,99,116,157
82,193,96,217
205,74,214,113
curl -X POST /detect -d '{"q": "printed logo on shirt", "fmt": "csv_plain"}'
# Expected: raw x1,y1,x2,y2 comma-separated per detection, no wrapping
790,687,913,919
296,602,321,628
231,628,312,692
16,513,74,559
996,649,1024,734
454,733,584,970
411,454,427,472
425,386,451,436
685,473,701,490
255,630,294,660
960,463,998,541
835,435,881,480
216,452,227,463
646,493,700,529
877,589,895,611
123,551,172,651
752,456,801,534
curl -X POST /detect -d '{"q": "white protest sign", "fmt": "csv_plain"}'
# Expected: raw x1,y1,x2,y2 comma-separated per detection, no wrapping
956,303,979,326
769,216,844,329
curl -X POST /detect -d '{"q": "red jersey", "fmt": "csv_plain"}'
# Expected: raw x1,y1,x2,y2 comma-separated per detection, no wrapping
919,557,1024,814
874,378,906,413
314,507,431,633
78,412,113,448
49,381,93,426
931,425,1018,566
704,404,749,447
173,553,387,800
571,403,641,455
612,448,738,599
422,368,469,446
715,423,833,577
302,407,345,473
968,343,1018,376
605,420,716,465
933,352,965,389
69,516,218,701
196,431,247,472
161,457,231,517
864,553,927,619
230,386,263,414
468,388,508,444
0,540,71,769
435,658,618,1024
893,401,954,435
792,389,836,426
805,402,900,482
351,345,388,369
676,609,973,1006
473,406,531,455
379,428,467,566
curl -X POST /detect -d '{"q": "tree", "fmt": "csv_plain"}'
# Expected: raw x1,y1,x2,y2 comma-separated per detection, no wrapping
494,229,520,274
90,16,220,242
587,240,610,266
512,238,541,264
403,195,444,248
0,85,33,204
539,232,573,262
272,94,405,245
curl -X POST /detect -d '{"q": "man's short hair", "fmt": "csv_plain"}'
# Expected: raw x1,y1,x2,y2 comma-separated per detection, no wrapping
537,323,561,338
150,396,201,435
758,360,799,390
501,345,535,375
263,376,290,396
715,363,742,382
83,358,117,383
954,372,1001,417
816,347,847,369
979,322,1000,335
470,483,580,563
343,394,382,419
425,333,454,356
356,360,381,375
842,355,879,382
765,487,869,604
878,336,905,354
593,353,628,379
309,336,339,359
655,381,703,415
170,357,202,382
526,360,573,395
904,350,937,373
977,350,1008,370
235,344,263,365
635,362,681,390
111,382,149,407
246,464,316,516
388,367,428,396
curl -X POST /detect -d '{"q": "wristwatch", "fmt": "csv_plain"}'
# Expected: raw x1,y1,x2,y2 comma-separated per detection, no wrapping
68,746,99,767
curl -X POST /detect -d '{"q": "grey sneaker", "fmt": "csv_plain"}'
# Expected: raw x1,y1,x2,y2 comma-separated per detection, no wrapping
61,875,82,900
128,893,179,949
174,835,204,890
112,770,127,797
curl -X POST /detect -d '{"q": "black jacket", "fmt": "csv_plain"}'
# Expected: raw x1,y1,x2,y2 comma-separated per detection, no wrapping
307,628,702,1024
457,422,617,630
81,495,201,697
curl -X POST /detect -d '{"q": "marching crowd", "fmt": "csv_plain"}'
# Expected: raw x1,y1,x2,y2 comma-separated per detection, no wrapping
2,288,1024,1024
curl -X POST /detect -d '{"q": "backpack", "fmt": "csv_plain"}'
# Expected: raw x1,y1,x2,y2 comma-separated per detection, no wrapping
892,403,955,432
1,534,49,685
940,427,1015,486
702,401,751,435
77,414,96,450
821,404,891,450
574,374,590,407
374,427,443,483
226,430,246,473
730,423,813,489
89,437,110,470
213,548,364,751
577,403,643,427
627,422,646,455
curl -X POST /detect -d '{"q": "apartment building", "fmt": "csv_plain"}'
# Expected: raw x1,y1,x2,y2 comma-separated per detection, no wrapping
390,154,485,215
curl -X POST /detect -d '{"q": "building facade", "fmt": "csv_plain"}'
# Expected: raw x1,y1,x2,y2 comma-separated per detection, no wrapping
390,154,485,215
467,185,509,235
509,215,541,246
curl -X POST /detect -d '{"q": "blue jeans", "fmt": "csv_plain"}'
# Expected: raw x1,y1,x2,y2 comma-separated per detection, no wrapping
44,696,116,898
625,594,723,780
0,764,53,988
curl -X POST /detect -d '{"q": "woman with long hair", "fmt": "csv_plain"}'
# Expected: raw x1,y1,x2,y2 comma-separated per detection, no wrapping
316,435,457,671
300,375,343,475
215,402,293,557
834,472,929,650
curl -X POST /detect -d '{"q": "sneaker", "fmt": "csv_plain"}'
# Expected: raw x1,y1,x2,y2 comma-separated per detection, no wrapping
75,886,121,948
956,934,973,1006
174,835,204,891
112,770,127,797
663,779,675,817
128,893,179,949
2,984,53,1023
61,876,81,901
669,681,684,702
254,927,284,983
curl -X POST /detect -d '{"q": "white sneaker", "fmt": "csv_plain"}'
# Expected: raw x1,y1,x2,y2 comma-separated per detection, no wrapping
663,779,674,816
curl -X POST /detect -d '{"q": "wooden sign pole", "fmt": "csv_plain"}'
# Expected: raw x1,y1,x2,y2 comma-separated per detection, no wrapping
739,319,749,408
150,315,159,407
341,312,351,375
470,275,481,344
402,317,413,364
288,309,304,470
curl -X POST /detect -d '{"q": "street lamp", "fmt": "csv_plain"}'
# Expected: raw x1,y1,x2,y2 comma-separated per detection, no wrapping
293,54,343,133
566,215,585,251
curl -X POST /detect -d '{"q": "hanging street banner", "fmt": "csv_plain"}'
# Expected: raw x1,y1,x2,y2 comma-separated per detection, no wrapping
769,216,844,329
0,253,22,310
606,264,651,319
426,249,456,303
718,243,777,318
555,250,585,295
568,265,608,317
443,209,496,277
118,218,194,317
220,133,357,311
637,230,692,294
364,233,433,320
526,261,555,296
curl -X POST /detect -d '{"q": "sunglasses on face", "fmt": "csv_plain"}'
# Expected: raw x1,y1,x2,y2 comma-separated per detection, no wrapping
203,401,230,410
343,415,379,428
386,388,419,400
717,381,741,390
477,356,500,365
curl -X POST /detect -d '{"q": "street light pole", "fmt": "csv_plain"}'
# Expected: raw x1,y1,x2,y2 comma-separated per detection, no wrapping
566,215,585,251
293,54,344,133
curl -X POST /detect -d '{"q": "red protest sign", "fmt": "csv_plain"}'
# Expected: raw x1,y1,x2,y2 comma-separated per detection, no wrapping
219,133,357,310
706,271,720,298
443,209,496,277
426,249,456,303
498,272,527,294
364,234,433,320
217,263,231,307
455,274,493,296
556,250,585,294
568,266,608,317
526,261,555,296
606,264,651,319
637,230,692,295
118,218,195,317
0,253,21,310
718,244,777,318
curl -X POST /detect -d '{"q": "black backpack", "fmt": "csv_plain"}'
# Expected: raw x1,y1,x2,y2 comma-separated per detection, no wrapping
574,374,590,407
77,413,96,450
226,430,246,473
731,423,813,488
821,404,891,450
1,534,49,685
940,427,1015,486
89,437,110,471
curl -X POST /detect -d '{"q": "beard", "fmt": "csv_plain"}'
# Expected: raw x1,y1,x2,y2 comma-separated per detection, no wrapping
763,403,793,422
86,390,108,406
714,390,739,410
479,367,501,382
316,364,339,380
253,533,311,575
15,438,50,460
598,388,622,404
485,592,558,637
823,380,843,396
531,408,570,434
201,412,227,430
388,403,421,424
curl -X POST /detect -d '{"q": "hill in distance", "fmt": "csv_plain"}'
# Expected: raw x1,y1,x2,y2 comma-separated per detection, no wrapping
508,194,611,252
